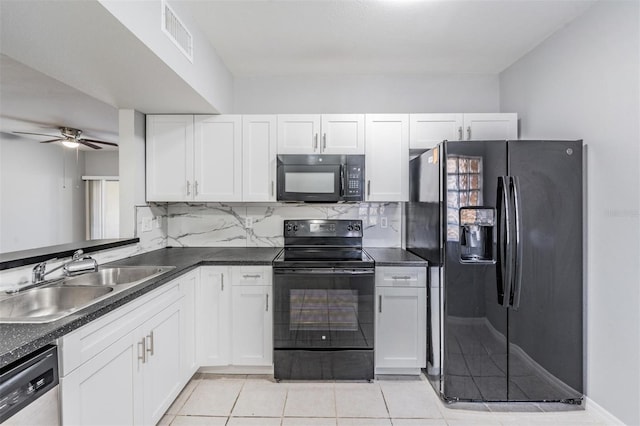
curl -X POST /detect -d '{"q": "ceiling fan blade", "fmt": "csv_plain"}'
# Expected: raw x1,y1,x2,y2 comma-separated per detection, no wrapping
40,138,64,144
81,138,118,147
80,140,103,150
13,131,59,138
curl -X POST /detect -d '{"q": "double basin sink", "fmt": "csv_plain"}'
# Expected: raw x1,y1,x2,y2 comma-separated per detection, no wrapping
0,266,175,323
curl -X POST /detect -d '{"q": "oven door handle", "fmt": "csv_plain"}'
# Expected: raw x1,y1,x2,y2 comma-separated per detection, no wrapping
274,268,374,275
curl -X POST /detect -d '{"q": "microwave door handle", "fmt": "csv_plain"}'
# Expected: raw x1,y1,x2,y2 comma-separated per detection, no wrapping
340,165,345,197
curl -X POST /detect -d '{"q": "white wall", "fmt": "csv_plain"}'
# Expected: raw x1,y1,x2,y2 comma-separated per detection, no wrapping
499,1,640,424
234,74,500,113
84,151,118,176
119,109,146,238
0,137,85,253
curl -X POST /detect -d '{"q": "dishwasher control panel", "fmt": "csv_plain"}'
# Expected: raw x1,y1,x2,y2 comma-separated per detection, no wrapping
0,345,58,423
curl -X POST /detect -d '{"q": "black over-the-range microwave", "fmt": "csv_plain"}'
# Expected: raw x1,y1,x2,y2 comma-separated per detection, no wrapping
276,155,365,202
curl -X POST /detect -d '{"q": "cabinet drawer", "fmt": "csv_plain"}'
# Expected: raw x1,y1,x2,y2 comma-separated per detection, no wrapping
60,282,181,376
232,266,272,286
375,266,426,287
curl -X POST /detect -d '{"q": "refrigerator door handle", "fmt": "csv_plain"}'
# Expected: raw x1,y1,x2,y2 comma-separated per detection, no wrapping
509,176,523,310
496,176,512,307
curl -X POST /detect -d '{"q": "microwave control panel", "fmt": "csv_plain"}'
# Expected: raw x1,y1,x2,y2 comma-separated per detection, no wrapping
343,155,366,200
346,166,363,196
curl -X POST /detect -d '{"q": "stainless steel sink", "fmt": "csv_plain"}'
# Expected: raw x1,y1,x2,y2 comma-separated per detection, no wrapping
62,266,174,287
0,265,175,323
0,286,113,323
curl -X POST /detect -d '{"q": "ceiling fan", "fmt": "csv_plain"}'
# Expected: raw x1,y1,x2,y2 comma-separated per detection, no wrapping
13,127,118,150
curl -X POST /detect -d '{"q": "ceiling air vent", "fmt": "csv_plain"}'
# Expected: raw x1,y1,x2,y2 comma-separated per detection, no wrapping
162,0,193,62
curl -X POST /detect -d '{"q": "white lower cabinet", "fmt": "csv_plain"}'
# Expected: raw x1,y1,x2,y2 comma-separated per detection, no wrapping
141,302,183,424
197,266,231,366
231,269,273,366
198,265,273,368
375,266,427,375
179,269,200,379
61,330,142,425
60,278,196,426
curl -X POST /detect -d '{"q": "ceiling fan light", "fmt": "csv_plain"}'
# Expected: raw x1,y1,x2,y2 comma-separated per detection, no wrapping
62,140,80,148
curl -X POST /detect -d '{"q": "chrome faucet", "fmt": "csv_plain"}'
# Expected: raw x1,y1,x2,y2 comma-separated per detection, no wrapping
32,257,61,284
31,250,98,284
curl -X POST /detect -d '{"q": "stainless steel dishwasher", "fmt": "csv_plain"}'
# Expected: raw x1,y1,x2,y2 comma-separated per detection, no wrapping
0,345,60,425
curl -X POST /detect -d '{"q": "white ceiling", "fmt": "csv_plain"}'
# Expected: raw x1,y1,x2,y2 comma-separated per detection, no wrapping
0,0,596,146
182,0,596,76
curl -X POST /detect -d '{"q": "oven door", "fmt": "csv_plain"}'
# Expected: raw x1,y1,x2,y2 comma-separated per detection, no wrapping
273,268,374,349
277,163,342,202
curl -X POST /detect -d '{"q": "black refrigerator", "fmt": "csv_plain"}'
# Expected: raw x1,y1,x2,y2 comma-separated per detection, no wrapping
406,140,583,403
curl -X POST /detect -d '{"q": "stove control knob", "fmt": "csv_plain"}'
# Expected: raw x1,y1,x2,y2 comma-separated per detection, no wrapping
292,224,299,232
286,224,292,232
347,225,353,232
354,223,361,232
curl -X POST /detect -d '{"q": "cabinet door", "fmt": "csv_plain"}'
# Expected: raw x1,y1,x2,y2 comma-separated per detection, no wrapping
146,115,194,201
142,301,183,426
61,332,143,426
194,115,242,201
462,113,518,141
179,270,199,381
321,114,365,154
409,113,464,149
197,266,231,366
243,115,277,201
375,286,426,372
277,115,321,154
231,285,273,366
365,114,409,202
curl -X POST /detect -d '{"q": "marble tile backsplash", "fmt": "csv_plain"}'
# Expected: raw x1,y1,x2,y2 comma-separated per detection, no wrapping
0,202,400,290
167,202,401,248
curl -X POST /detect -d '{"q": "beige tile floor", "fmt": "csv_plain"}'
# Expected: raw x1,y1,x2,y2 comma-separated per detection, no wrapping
158,374,609,426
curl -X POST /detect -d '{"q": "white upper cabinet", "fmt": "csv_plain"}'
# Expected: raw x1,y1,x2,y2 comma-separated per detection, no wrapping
277,114,365,154
147,115,243,202
409,113,518,149
365,114,409,202
462,113,518,141
409,114,464,149
194,115,242,202
320,114,365,154
146,115,194,202
243,115,277,201
277,115,322,154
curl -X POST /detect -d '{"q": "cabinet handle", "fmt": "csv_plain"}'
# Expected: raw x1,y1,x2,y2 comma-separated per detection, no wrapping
391,275,412,280
138,338,147,364
458,126,463,140
194,181,199,196
467,126,471,140
147,331,154,357
379,295,382,313
186,181,191,196
271,181,274,197
367,180,371,197
221,273,224,291
323,133,327,151
266,294,269,312
243,274,262,279
314,134,318,151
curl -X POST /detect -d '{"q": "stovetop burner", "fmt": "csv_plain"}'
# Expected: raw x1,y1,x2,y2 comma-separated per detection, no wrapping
273,219,374,269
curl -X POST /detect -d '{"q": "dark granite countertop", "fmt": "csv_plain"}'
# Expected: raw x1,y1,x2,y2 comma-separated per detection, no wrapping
0,246,425,367
364,248,428,266
0,247,281,368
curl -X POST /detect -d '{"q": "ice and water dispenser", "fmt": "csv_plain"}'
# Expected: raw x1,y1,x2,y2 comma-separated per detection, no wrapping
459,207,495,263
